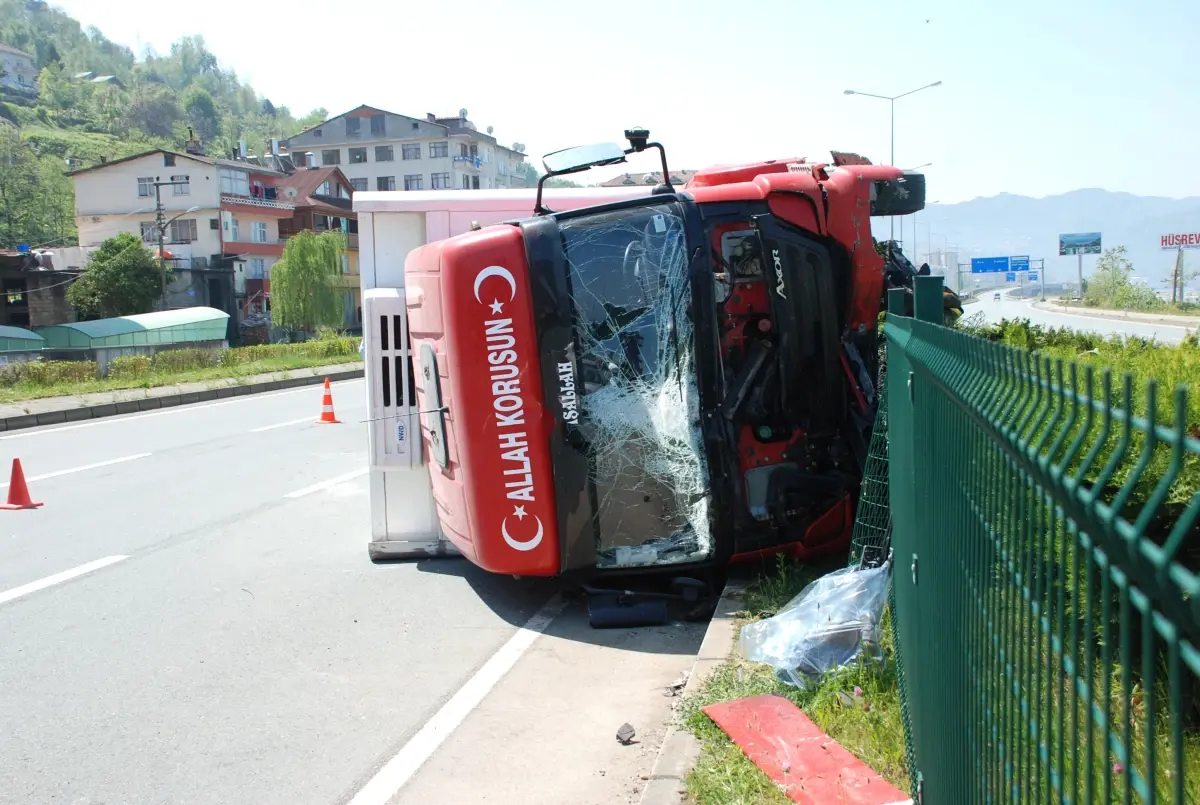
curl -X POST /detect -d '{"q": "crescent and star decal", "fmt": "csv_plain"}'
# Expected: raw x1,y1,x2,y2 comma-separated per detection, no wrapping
473,265,517,311
501,505,544,551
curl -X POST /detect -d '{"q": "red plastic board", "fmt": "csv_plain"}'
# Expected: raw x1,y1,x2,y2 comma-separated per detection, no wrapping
702,694,911,804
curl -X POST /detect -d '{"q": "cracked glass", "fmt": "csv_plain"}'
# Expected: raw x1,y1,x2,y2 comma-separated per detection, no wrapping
558,201,712,568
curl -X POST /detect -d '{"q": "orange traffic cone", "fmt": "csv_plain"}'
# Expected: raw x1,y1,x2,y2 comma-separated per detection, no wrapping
316,377,341,424
0,458,43,510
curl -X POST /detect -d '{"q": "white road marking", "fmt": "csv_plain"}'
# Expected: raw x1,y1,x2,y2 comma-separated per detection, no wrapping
0,556,130,606
282,468,369,498
249,416,315,433
0,453,152,488
0,378,363,441
346,596,566,805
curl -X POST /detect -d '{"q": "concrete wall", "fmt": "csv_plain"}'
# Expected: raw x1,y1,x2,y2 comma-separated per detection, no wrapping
26,274,77,327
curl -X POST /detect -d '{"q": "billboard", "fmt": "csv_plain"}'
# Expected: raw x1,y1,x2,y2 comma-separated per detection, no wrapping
1160,232,1200,250
1005,272,1017,282
1059,232,1102,256
1029,272,1039,282
1010,255,1031,272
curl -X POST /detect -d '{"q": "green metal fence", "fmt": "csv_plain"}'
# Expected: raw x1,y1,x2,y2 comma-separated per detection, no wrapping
887,276,1200,804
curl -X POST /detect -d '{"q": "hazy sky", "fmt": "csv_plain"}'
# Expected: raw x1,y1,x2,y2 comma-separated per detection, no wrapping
49,0,1199,204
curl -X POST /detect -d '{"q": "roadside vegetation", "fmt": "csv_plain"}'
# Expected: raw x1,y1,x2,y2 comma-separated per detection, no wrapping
0,330,359,405
1058,246,1199,315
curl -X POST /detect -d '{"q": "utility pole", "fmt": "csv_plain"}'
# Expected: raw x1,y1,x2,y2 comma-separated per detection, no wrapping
152,177,188,311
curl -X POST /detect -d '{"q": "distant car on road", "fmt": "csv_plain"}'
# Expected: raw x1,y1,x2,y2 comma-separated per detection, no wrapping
993,292,1002,301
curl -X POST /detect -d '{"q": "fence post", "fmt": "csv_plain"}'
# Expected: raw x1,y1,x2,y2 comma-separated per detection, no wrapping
887,287,907,316
912,274,944,324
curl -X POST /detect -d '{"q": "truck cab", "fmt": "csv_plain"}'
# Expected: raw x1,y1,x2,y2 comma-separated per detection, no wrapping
366,132,925,578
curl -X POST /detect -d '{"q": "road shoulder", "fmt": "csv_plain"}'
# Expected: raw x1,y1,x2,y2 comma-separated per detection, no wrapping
0,361,364,432
387,600,707,805
1031,300,1200,327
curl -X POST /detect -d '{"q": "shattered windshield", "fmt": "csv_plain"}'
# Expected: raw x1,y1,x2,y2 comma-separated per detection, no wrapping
558,201,711,568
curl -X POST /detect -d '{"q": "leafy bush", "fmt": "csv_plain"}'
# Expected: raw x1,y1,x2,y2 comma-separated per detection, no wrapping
107,355,152,380
151,348,215,373
0,359,97,387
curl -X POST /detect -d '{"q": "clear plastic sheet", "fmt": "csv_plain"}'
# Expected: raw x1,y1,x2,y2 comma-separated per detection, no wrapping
738,564,891,688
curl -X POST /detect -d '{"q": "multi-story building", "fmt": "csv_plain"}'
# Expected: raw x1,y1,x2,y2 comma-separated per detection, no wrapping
69,148,296,322
281,105,528,193
0,44,37,95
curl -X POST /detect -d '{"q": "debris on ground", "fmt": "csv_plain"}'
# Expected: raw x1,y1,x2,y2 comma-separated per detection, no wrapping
616,722,637,745
737,564,891,688
664,671,690,697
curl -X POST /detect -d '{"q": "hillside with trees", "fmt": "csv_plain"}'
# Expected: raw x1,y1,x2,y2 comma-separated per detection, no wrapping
0,0,326,250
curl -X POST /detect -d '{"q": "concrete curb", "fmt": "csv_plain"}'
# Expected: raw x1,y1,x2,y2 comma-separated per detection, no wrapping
638,580,748,805
0,366,365,433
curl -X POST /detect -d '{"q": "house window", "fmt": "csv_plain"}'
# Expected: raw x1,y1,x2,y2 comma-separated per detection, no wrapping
219,168,250,196
430,141,448,158
210,218,220,229
375,145,394,162
350,178,368,192
164,153,176,167
431,171,451,189
348,147,367,164
404,174,423,191
313,129,322,138
462,175,470,189
340,254,350,275
248,258,265,279
139,221,157,242
169,218,198,243
317,181,331,196
322,149,341,165
171,174,190,196
346,117,361,137
370,114,385,135
377,176,396,191
472,175,480,190
230,218,240,241
137,177,154,197
459,143,469,158
251,222,269,243
401,144,421,160
469,144,478,159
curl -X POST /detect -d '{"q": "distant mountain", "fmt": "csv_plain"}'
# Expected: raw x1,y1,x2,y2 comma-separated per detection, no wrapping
872,189,1200,288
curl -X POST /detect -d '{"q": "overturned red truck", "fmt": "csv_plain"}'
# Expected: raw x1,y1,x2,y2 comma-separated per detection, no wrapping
394,130,925,579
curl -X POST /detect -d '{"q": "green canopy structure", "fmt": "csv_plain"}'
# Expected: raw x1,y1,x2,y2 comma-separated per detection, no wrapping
36,307,230,350
0,325,44,353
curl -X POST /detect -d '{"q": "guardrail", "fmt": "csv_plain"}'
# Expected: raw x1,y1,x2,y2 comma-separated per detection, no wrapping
881,275,1200,803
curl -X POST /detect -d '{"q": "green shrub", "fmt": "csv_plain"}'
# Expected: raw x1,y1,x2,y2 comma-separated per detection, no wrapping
151,348,215,374
0,359,98,388
108,355,152,380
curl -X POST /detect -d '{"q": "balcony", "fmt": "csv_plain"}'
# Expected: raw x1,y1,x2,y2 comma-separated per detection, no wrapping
223,238,285,258
220,194,296,217
453,155,482,170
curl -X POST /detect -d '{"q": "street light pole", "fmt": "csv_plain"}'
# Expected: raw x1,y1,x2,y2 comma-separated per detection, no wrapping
844,82,943,241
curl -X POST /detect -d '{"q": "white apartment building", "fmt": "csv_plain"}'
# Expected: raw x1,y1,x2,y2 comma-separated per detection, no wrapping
69,149,295,309
281,105,528,193
0,44,37,94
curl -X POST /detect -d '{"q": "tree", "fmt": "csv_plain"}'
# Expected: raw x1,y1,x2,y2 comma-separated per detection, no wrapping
297,107,328,129
514,162,583,188
181,85,219,140
1084,245,1163,311
67,233,165,318
270,231,346,331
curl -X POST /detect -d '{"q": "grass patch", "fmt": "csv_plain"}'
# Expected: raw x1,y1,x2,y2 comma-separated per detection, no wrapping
682,557,908,805
0,352,360,404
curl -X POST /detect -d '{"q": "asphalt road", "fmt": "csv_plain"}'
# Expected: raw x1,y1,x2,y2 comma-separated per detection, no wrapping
967,292,1196,344
0,379,568,805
